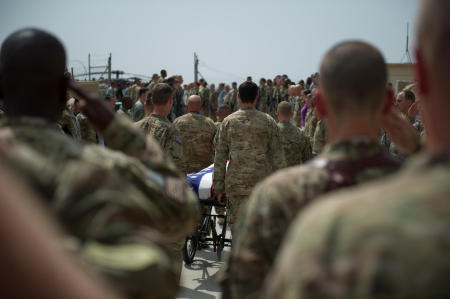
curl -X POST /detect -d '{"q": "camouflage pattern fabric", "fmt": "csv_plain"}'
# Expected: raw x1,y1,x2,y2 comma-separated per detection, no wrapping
278,120,312,167
292,96,304,127
303,106,318,140
224,89,239,112
263,150,450,299
135,114,184,173
312,119,327,156
222,137,401,299
129,83,140,104
58,107,81,141
0,115,200,299
209,89,219,122
77,112,97,144
173,86,185,118
257,85,268,113
199,86,211,118
213,107,286,232
173,112,217,174
188,87,198,97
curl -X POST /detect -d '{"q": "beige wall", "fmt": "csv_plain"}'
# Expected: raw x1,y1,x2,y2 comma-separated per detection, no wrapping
387,63,415,93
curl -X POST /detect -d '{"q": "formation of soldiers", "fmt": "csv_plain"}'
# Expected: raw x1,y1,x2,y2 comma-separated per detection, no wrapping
0,0,449,297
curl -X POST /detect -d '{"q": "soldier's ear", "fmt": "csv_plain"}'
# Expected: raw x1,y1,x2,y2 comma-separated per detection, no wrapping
315,90,327,119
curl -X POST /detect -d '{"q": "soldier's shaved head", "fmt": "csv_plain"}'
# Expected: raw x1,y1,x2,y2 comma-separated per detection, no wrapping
319,41,387,117
0,28,67,121
277,101,293,116
187,95,202,112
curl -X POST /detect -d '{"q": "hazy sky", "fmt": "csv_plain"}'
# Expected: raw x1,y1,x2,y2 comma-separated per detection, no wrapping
1,0,420,84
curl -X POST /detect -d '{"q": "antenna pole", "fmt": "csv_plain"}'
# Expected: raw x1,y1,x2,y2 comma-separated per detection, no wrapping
194,53,199,82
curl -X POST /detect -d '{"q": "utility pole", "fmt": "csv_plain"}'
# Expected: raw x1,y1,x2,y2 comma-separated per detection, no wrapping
108,53,112,82
194,52,199,82
88,54,91,80
71,67,74,78
401,23,412,63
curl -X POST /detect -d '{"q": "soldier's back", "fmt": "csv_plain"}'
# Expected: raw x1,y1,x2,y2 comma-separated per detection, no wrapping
278,120,312,166
218,108,284,195
173,112,217,173
264,150,450,299
136,114,184,172
225,137,401,299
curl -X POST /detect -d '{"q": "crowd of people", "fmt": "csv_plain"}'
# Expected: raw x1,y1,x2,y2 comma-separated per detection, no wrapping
0,0,449,298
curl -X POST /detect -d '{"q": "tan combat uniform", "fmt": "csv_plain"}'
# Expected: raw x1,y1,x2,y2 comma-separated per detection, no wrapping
277,120,312,167
224,138,401,299
77,112,98,144
312,119,327,156
136,114,184,173
263,150,450,299
173,111,217,174
213,107,286,235
0,114,200,299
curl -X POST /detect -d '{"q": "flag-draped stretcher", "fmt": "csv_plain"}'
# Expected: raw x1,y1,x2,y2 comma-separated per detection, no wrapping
186,161,229,200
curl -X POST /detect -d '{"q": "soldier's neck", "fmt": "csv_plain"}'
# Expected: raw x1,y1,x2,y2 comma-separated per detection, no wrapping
240,101,256,109
151,106,169,118
327,115,380,143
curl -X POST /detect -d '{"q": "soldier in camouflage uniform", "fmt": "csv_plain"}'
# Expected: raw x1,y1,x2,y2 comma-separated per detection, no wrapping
223,41,402,299
0,163,123,299
135,83,184,173
116,96,133,119
147,73,159,92
173,95,217,174
303,92,318,140
58,104,81,141
291,94,304,127
77,111,98,144
128,79,141,104
312,118,327,155
264,4,450,296
0,28,199,299
213,104,232,224
213,81,286,237
209,83,219,122
276,101,312,167
266,79,276,119
257,78,268,113
157,69,167,83
224,82,239,112
198,79,211,119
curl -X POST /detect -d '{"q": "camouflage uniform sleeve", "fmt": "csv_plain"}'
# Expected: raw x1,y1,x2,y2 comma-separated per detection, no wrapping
98,115,200,240
166,125,185,174
312,119,327,156
213,121,228,195
268,119,287,171
302,134,313,163
263,181,448,299
102,114,178,175
81,234,179,299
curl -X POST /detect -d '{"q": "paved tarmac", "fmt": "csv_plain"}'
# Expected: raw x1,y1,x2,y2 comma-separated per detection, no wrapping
176,223,231,299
